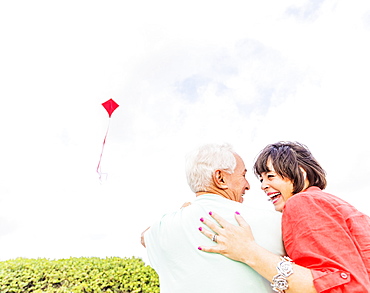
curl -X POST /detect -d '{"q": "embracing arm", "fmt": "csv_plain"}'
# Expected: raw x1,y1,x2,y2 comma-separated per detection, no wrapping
140,227,150,248
199,212,317,293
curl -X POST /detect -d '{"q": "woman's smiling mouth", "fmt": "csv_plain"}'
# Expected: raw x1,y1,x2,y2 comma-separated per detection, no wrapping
267,192,281,204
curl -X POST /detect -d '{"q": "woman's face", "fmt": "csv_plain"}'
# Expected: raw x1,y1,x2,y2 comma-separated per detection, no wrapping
259,159,294,212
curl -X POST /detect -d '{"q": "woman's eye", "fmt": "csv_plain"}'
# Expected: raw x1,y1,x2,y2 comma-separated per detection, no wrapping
268,174,275,179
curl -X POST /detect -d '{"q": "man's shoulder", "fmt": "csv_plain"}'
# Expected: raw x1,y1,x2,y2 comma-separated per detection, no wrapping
239,204,282,221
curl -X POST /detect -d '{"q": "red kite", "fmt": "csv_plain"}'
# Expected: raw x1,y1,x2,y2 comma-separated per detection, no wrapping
102,99,119,117
97,99,119,181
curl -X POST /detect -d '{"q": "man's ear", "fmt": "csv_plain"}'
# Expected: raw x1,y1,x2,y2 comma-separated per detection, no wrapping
213,170,228,189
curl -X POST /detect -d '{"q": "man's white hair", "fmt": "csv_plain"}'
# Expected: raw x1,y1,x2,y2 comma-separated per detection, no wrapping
185,143,237,193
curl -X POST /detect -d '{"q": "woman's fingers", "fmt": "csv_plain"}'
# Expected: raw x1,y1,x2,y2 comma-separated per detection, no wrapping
198,224,215,240
234,211,250,228
198,211,256,263
208,211,231,228
198,244,223,253
198,225,225,254
199,211,248,238
203,211,250,230
199,214,223,234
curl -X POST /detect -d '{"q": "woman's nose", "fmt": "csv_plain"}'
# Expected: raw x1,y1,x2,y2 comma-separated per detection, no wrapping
260,179,268,191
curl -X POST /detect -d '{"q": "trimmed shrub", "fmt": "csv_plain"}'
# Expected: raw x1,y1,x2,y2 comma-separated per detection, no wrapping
0,257,159,293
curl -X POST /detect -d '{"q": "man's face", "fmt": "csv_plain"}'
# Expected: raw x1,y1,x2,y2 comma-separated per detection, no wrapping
222,154,250,203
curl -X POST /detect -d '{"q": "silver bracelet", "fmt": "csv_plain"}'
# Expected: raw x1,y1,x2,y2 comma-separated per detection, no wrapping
271,256,294,293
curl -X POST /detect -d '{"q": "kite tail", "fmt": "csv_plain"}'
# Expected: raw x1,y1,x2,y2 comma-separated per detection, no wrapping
97,118,111,181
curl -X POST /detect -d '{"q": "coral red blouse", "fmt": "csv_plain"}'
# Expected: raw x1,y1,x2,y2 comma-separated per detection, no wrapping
282,187,370,292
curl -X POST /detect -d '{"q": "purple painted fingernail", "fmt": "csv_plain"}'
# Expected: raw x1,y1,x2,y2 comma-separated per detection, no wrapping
209,211,213,216
198,227,202,231
200,217,204,222
198,246,202,250
235,211,240,215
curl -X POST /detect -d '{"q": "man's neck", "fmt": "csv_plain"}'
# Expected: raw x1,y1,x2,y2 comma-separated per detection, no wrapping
195,191,214,197
195,187,228,199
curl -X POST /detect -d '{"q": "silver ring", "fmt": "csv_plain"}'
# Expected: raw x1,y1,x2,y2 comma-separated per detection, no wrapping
212,234,217,243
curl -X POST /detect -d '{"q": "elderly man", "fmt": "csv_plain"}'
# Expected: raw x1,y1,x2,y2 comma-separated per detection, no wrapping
142,143,284,293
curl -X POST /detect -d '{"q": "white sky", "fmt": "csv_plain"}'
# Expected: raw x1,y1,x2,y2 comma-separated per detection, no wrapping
0,0,370,264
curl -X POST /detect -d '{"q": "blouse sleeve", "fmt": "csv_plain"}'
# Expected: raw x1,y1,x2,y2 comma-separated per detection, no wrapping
282,193,370,292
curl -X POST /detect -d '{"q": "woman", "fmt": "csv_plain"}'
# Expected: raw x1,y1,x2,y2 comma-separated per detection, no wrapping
198,141,370,292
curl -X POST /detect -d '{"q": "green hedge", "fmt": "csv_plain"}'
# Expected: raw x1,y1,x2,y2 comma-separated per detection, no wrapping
0,257,159,293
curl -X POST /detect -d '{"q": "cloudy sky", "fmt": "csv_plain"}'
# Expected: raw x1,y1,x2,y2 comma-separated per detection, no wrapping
1,0,370,264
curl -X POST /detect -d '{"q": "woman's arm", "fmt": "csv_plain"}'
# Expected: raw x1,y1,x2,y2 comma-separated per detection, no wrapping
198,212,317,293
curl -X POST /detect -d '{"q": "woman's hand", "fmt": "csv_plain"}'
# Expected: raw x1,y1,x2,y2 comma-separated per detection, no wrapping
199,211,318,293
198,211,259,264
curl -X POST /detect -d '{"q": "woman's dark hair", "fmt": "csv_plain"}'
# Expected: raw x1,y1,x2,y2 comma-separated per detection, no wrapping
253,141,327,194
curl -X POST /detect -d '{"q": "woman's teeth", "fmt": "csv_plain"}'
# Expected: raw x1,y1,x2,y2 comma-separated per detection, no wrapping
268,193,281,202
